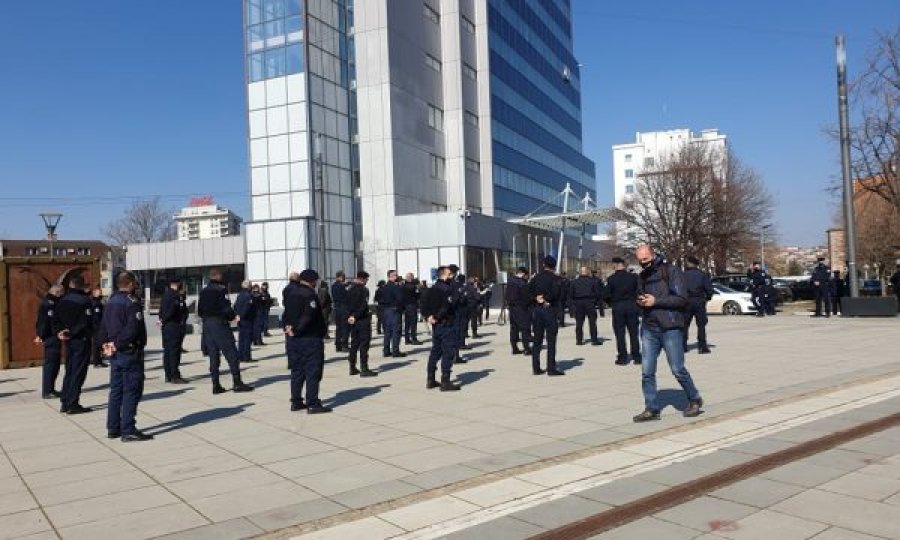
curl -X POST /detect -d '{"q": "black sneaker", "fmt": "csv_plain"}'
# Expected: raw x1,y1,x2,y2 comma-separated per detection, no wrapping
233,382,254,393
212,384,227,395
392,352,407,358
121,431,154,442
440,380,461,391
349,366,360,376
360,370,378,378
532,368,546,375
632,355,642,365
171,377,190,384
511,348,523,355
290,401,307,411
615,357,630,366
547,369,565,376
454,357,468,364
66,405,92,415
698,346,711,354
107,431,121,439
591,340,603,346
426,379,440,389
307,405,333,414
633,409,661,423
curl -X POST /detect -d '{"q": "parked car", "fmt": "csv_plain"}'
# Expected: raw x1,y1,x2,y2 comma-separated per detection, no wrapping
771,279,795,303
713,275,792,304
708,284,757,315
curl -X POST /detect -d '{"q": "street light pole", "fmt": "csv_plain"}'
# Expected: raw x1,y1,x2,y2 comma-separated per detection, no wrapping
39,212,62,259
836,35,860,297
760,224,772,270
313,133,327,275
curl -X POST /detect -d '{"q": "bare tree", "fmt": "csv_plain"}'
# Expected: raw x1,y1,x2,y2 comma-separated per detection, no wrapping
616,145,774,274
845,28,900,209
101,197,175,246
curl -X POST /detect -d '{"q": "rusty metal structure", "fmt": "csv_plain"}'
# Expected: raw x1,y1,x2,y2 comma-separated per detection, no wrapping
0,257,100,369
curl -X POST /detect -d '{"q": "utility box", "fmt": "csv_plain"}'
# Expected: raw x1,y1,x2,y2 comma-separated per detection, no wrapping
0,257,101,369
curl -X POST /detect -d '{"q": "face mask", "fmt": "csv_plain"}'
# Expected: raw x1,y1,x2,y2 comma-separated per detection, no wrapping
640,260,653,270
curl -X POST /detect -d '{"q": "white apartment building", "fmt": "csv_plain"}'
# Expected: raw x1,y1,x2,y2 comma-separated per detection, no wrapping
611,128,727,243
174,204,242,241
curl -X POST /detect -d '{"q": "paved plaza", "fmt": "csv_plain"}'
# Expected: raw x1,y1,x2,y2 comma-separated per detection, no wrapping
1,313,899,540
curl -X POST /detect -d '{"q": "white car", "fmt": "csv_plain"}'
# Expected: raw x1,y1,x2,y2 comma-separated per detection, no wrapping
708,283,757,315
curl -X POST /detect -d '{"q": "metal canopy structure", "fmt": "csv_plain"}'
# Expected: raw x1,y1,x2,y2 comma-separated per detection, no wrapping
507,207,617,232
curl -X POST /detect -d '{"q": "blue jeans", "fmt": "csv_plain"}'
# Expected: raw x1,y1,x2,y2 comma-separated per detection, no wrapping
641,326,701,412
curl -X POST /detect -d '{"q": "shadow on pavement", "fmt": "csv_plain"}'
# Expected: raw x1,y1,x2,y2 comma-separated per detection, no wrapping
557,358,584,372
656,389,690,412
457,369,494,386
327,384,390,407
0,389,34,399
463,350,491,361
146,403,255,435
141,388,191,402
378,360,414,372
251,373,291,389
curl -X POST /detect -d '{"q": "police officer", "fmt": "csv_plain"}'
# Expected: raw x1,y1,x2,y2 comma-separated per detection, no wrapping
570,266,602,346
747,262,768,316
34,284,64,399
831,270,846,316
347,270,376,377
463,276,482,339
557,272,571,327
99,271,153,442
811,257,832,317
317,280,333,339
683,256,713,354
528,256,565,376
89,287,108,368
283,269,331,413
331,271,350,351
380,270,406,357
604,257,641,365
421,266,461,391
198,268,254,394
402,273,422,345
234,281,257,363
159,277,188,383
52,275,94,414
373,280,386,335
251,283,266,345
591,270,606,318
260,281,273,338
891,264,900,311
505,267,533,355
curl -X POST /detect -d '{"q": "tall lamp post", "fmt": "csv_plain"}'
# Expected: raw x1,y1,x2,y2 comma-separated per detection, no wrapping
836,34,860,297
760,223,772,269
39,212,62,259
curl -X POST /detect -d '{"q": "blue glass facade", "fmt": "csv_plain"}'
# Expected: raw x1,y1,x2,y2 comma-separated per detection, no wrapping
488,0,595,216
246,0,305,82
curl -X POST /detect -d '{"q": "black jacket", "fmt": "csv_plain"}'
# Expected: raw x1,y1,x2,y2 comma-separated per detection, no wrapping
198,281,236,321
402,281,420,309
331,280,350,306
283,282,326,338
638,257,687,330
159,288,183,325
570,275,601,302
98,291,147,353
811,263,831,287
379,281,403,310
421,279,457,325
35,294,59,340
53,289,93,340
347,282,370,320
505,275,531,309
234,289,257,321
683,268,713,302
528,270,562,306
604,270,640,311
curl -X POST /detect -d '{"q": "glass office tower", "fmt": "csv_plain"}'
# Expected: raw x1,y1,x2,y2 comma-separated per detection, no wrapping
243,0,356,297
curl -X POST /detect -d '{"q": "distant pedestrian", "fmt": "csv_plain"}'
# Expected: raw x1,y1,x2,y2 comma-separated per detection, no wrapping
89,287,108,368
283,269,331,414
198,269,254,394
632,245,703,422
570,266,602,346
53,275,94,415
604,257,641,365
259,282,273,338
373,280,386,335
347,271,376,377
421,266,461,391
159,277,188,383
683,256,712,354
380,270,406,357
34,284,65,399
234,281,257,363
317,280,333,339
402,273,422,345
528,256,565,376
891,264,900,312
505,267,533,355
811,257,832,317
332,271,350,351
831,270,846,316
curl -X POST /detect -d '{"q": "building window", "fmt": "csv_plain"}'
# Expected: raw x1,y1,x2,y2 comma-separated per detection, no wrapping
625,184,635,194
462,63,476,80
461,15,475,34
625,169,634,178
427,103,443,131
425,53,442,72
624,154,632,162
429,154,445,180
644,157,655,167
464,110,478,127
466,158,480,172
423,3,440,24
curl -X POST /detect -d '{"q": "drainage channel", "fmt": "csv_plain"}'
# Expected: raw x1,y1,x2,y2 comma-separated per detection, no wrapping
529,411,900,540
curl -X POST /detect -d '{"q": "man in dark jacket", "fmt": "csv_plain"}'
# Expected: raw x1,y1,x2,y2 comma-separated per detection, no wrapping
402,273,422,345
35,284,65,399
198,269,253,394
891,264,900,312
317,280,333,339
811,258,832,317
421,266,461,391
283,269,331,413
250,284,266,345
683,256,713,354
159,277,188,383
505,268,533,355
528,256,565,376
604,257,641,365
89,287,108,368
831,270,845,316
570,266,602,346
53,275,94,414
332,272,351,351
234,281,257,363
633,245,703,422
373,280,386,335
380,270,406,357
347,271,376,377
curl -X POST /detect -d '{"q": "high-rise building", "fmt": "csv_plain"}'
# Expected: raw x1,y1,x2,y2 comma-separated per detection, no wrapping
174,200,242,240
611,128,727,243
243,0,599,295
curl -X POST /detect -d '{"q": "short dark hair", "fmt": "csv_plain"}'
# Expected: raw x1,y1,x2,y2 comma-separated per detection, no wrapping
356,270,370,279
387,269,397,277
116,271,136,289
69,275,85,289
336,271,346,279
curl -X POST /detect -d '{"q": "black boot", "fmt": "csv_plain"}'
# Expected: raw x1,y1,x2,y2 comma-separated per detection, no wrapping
359,360,377,377
440,374,461,391
212,382,227,394
698,344,711,354
349,357,360,376
233,380,254,393
427,374,440,389
511,345,523,355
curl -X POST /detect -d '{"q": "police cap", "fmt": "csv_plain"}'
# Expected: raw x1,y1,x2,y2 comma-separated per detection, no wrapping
611,257,625,265
168,276,182,285
299,269,320,282
447,264,460,273
542,255,557,268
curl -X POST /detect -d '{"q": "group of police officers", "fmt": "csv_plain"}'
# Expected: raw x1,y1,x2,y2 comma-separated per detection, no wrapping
36,246,721,442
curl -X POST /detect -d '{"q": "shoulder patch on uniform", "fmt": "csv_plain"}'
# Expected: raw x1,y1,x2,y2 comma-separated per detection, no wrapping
47,309,54,317
136,312,143,320
310,300,317,308
85,308,92,316
447,296,453,303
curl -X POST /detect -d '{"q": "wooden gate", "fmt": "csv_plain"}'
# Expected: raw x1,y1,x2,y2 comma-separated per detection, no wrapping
0,257,100,369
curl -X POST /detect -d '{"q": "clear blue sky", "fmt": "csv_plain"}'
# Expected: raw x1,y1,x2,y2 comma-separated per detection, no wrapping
0,1,897,246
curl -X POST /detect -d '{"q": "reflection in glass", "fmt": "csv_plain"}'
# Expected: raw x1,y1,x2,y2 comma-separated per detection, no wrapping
248,0,263,25
287,0,303,16
248,24,265,52
266,47,287,78
286,16,303,43
263,0,284,21
265,19,286,47
250,52,265,82
287,43,304,74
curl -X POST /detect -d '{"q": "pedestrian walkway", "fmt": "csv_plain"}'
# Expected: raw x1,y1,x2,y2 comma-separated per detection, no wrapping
0,315,897,539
